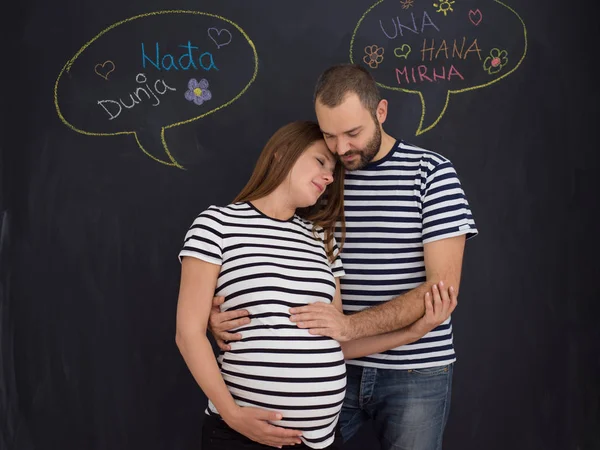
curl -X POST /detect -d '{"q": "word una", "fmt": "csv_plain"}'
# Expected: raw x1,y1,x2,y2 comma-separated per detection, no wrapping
421,38,482,61
142,41,218,71
379,11,439,39
395,65,464,84
98,73,176,120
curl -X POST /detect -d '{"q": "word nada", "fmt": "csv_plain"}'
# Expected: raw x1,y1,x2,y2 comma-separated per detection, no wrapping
97,73,176,120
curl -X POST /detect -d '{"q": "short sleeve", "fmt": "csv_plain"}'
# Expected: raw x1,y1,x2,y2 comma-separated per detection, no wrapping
421,160,478,244
329,235,345,278
178,207,224,265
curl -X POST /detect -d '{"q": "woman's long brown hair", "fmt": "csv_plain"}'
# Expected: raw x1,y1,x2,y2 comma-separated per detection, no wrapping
233,120,345,261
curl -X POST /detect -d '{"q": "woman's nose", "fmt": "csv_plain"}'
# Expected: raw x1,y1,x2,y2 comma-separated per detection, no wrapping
323,171,334,185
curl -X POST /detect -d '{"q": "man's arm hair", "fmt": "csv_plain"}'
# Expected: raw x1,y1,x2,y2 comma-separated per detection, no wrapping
345,234,466,340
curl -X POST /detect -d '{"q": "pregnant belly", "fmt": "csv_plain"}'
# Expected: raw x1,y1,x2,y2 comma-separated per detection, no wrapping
211,345,347,435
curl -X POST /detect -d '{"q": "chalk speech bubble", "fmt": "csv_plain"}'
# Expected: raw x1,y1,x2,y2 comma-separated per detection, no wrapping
54,10,258,168
350,0,527,135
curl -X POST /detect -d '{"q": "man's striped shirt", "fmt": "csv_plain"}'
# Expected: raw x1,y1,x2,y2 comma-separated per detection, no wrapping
337,140,478,370
179,202,346,449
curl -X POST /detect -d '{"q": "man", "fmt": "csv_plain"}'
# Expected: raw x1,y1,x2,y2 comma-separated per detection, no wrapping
209,64,478,449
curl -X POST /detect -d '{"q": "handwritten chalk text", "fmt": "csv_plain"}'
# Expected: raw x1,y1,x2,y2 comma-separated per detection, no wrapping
141,41,218,71
421,38,482,61
395,65,464,84
97,73,176,120
379,11,440,39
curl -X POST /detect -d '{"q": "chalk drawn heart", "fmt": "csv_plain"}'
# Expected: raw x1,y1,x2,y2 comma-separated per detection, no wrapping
94,61,115,80
94,60,115,80
208,27,232,49
469,9,483,26
394,44,412,59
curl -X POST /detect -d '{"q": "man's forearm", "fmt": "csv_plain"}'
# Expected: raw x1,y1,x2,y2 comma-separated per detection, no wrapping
341,326,422,360
346,281,434,340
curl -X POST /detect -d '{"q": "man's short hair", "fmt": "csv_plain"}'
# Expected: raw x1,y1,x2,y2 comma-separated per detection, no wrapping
314,64,381,118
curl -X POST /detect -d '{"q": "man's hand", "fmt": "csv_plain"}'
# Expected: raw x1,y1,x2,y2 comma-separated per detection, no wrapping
289,303,353,342
288,281,457,343
406,281,457,338
222,406,303,448
208,296,250,351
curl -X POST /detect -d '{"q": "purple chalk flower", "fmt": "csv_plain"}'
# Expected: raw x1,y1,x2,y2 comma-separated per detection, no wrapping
185,78,212,105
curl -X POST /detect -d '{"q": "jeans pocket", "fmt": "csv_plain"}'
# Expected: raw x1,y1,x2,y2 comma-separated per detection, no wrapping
409,364,450,376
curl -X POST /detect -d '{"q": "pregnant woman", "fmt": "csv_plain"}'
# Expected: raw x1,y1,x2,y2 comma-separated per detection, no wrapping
175,121,455,449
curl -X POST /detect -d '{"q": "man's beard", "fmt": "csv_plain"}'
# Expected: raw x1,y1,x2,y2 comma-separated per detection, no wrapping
341,124,382,171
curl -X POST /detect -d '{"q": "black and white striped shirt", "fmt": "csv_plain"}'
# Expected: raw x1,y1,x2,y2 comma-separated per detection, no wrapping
338,140,478,370
179,202,346,449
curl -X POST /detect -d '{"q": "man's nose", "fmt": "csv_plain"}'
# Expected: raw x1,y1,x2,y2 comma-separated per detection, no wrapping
337,138,351,156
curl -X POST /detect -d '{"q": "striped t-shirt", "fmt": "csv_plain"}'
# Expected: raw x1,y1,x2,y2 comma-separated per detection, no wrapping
179,202,346,449
338,140,478,370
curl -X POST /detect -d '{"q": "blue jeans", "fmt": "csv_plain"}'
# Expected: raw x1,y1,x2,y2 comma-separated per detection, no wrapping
339,363,453,450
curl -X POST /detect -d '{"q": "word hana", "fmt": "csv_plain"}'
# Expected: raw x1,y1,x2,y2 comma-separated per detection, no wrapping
421,38,482,61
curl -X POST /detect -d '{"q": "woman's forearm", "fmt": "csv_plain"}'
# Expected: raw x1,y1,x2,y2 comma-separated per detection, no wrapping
176,330,238,419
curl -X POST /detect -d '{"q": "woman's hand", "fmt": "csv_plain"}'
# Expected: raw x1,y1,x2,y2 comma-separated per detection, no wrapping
405,281,458,339
222,405,303,448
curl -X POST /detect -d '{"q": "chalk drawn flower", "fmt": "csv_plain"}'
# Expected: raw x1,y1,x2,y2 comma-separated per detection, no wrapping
185,78,212,105
364,45,385,69
483,48,508,74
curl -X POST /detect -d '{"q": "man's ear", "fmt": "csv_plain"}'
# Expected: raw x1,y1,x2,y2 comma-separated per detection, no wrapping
376,99,388,124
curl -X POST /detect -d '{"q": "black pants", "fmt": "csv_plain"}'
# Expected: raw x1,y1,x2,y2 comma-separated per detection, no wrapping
202,414,344,450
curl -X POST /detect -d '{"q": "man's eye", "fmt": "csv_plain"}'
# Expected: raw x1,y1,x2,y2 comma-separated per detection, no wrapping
348,132,358,137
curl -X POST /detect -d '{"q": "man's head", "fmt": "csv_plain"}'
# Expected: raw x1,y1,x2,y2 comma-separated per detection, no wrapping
314,64,388,171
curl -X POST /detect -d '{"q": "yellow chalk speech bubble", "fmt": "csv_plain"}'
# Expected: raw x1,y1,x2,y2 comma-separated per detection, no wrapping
350,0,527,135
54,10,258,168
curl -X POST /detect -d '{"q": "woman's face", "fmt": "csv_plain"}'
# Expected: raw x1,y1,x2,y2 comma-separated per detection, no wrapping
287,140,337,208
